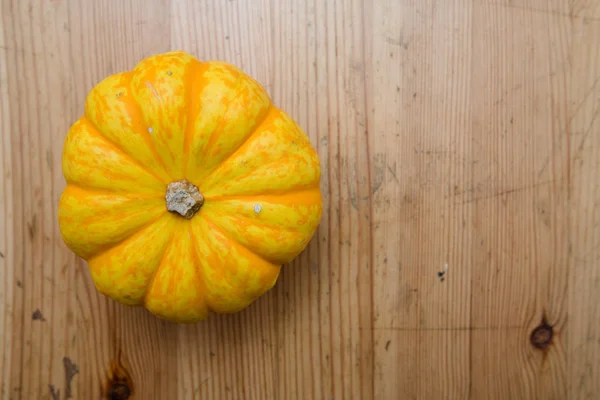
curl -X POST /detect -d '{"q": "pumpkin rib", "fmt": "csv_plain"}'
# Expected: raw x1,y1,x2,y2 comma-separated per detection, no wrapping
58,185,167,260
87,213,175,305
205,187,321,202
200,214,278,266
198,106,320,197
187,71,273,182
205,184,322,200
189,218,243,311
122,73,178,180
63,182,165,198
198,102,274,185
84,211,168,261
208,212,309,237
81,115,169,186
203,189,322,232
182,60,210,178
187,71,244,179
201,212,313,265
187,223,213,311
84,71,173,183
128,51,204,179
192,215,280,311
142,227,177,306
142,222,210,322
202,153,319,198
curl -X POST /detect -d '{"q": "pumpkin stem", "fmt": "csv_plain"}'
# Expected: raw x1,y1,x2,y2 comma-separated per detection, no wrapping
165,179,204,219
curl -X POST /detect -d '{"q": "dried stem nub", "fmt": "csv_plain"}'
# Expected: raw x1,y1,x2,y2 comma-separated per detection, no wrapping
165,179,204,219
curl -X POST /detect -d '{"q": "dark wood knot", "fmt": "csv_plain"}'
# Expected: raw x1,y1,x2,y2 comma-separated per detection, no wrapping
530,323,553,349
107,383,131,400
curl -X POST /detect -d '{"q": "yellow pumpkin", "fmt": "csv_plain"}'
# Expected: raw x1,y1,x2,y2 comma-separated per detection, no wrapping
57,51,322,323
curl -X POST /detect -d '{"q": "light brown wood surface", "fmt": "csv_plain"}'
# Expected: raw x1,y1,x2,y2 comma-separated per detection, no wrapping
1,0,600,399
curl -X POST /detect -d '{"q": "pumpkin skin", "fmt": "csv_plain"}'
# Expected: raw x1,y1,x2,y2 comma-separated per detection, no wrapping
57,51,322,323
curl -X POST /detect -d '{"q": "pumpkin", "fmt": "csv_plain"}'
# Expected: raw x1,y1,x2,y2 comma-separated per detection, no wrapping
57,51,322,323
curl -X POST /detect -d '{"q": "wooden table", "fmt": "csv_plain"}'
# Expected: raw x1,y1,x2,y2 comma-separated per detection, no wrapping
1,1,599,399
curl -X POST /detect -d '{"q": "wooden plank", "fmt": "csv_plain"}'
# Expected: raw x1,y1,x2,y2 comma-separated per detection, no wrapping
1,2,79,397
0,1,176,399
0,3,14,398
369,0,473,397
469,1,573,398
476,0,600,19
567,14,600,400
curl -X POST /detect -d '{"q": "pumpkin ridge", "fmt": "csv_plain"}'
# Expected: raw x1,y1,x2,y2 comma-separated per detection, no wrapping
208,212,309,236
202,189,322,232
87,213,175,305
182,60,210,178
187,223,212,311
200,214,279,266
189,71,272,182
205,187,321,202
191,72,244,180
198,108,321,197
202,153,315,197
81,115,169,186
205,183,322,200
199,103,274,186
192,217,249,303
83,211,169,261
83,70,172,183
201,211,313,265
63,182,165,198
192,215,279,310
124,72,175,179
142,227,177,306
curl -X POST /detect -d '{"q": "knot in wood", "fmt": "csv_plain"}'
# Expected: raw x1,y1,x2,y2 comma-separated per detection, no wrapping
165,179,204,219
107,383,131,400
530,323,553,349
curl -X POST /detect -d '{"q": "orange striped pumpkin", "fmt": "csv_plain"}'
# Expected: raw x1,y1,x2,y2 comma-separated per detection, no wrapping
58,51,322,323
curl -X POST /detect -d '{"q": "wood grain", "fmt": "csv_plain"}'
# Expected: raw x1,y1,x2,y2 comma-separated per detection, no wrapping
1,0,599,399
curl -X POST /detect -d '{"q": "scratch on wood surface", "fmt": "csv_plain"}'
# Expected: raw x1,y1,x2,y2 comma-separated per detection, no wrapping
483,1,600,22
0,45,43,58
372,153,386,194
573,100,600,160
386,165,400,185
385,34,409,50
457,179,560,205
567,75,600,128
